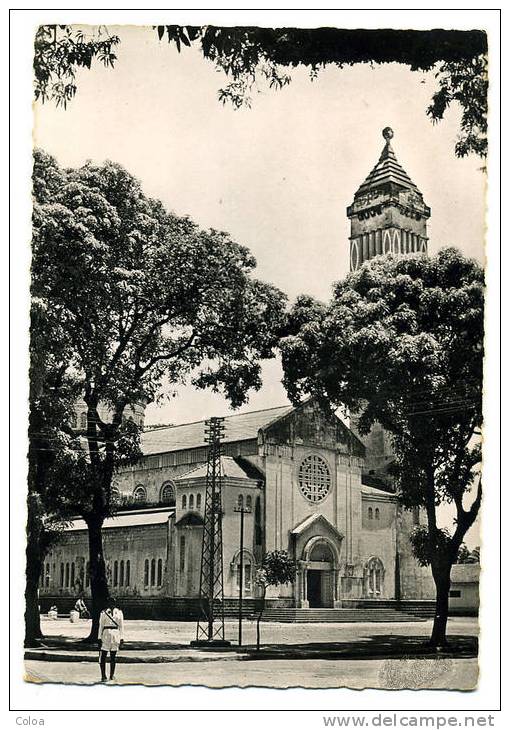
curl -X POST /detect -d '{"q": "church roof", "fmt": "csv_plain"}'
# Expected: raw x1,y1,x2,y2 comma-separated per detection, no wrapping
354,127,420,198
175,456,257,482
140,404,293,456
65,507,174,531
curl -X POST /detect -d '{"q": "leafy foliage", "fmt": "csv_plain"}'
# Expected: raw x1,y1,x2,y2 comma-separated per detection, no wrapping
256,550,296,588
456,543,480,564
410,525,453,568
427,55,488,159
32,149,287,518
34,25,120,108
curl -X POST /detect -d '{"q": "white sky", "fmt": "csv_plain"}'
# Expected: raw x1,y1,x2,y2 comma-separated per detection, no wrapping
34,27,486,531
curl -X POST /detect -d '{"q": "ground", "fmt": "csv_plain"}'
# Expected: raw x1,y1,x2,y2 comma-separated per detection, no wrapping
24,616,478,690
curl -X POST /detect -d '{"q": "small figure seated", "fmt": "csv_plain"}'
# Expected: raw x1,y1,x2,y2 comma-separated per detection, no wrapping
74,596,90,619
48,605,58,620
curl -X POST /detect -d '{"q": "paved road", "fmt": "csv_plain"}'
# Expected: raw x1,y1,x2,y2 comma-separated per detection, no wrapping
24,655,478,690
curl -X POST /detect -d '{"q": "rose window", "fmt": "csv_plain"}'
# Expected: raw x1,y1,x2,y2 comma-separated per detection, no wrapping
298,455,331,503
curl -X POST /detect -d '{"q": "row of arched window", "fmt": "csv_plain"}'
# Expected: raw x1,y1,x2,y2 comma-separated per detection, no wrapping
122,482,175,505
39,562,53,588
41,558,154,591
144,558,164,587
112,560,131,588
368,507,380,520
181,492,202,510
236,494,253,510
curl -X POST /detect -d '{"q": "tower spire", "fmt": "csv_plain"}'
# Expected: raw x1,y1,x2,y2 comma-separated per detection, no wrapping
346,127,431,271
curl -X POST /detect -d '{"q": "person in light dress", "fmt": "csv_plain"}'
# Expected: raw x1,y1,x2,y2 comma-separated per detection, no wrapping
98,596,124,682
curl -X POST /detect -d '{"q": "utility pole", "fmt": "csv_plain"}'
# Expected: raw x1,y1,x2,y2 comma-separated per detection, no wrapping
233,500,251,646
191,417,230,647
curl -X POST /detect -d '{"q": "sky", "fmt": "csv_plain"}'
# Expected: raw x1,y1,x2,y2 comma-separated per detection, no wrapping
34,25,486,429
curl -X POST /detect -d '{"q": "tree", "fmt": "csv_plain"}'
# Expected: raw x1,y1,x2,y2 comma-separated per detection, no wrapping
32,150,287,640
456,543,471,564
467,546,480,564
34,25,119,108
455,544,480,564
26,218,82,645
255,550,295,650
280,249,483,647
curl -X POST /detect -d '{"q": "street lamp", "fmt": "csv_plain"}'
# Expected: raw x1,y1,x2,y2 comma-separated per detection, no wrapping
233,499,251,647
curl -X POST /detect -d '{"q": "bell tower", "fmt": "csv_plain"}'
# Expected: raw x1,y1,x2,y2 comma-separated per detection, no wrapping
347,127,431,271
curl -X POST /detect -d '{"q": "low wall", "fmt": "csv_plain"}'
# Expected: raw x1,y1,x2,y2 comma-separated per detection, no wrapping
39,595,262,620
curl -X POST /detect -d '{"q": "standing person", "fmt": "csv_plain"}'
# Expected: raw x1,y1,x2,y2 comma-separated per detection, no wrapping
98,597,124,682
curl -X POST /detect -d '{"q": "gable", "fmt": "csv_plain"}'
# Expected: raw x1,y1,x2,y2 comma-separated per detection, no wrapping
261,399,365,457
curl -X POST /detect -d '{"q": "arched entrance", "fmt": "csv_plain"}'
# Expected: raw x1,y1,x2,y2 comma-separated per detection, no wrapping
298,536,341,608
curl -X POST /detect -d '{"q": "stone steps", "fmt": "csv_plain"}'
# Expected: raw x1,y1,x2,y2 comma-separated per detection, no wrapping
261,608,428,623
341,599,436,618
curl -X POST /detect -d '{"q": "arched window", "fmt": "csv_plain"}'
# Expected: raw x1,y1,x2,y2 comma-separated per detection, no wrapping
234,551,253,593
237,494,244,508
60,563,64,587
189,494,194,509
80,412,87,430
298,455,331,503
144,559,149,588
120,560,125,587
113,561,118,587
133,485,146,503
196,493,202,509
70,562,75,587
366,557,384,597
45,563,50,588
368,507,373,520
412,506,420,525
150,558,156,587
126,560,130,587
70,412,78,429
182,494,187,510
160,482,175,505
246,495,252,510
65,562,70,587
157,558,163,587
375,507,380,520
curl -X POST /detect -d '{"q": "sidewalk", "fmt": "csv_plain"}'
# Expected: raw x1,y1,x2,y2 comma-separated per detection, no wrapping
25,617,478,664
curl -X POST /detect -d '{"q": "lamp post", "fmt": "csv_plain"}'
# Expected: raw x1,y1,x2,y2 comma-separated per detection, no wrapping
233,500,251,647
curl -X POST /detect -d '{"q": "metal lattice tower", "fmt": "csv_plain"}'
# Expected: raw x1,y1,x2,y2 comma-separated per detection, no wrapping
192,417,230,646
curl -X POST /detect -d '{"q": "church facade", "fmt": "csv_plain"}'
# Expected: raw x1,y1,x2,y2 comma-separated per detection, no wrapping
39,400,435,615
38,129,440,617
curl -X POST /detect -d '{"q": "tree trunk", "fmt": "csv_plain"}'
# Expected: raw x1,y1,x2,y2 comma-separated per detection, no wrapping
24,496,44,647
84,515,109,642
256,587,266,651
429,565,452,648
24,538,43,647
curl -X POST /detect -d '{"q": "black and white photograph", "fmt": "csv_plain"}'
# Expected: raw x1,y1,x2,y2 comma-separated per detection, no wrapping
8,6,502,715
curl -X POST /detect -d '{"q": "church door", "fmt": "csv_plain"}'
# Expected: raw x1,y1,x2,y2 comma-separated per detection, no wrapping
307,571,322,607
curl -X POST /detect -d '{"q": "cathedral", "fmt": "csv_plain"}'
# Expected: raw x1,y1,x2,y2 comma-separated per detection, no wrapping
39,129,451,619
